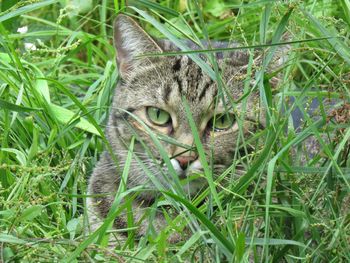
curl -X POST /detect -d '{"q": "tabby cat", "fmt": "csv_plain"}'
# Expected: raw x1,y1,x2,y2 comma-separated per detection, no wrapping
87,14,288,243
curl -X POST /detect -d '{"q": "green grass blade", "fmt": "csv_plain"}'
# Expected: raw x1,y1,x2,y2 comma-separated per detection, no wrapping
139,37,336,58
0,0,59,23
302,9,350,66
0,99,41,112
182,98,223,212
163,191,234,256
130,7,217,80
0,234,27,245
129,0,179,16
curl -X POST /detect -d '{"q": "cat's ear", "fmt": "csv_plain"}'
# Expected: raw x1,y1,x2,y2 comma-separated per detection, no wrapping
114,14,162,78
224,39,291,88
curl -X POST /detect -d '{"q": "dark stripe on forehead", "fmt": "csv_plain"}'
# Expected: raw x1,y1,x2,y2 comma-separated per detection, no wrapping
174,76,183,95
120,79,126,86
195,67,202,90
199,79,214,102
162,85,171,102
127,77,137,89
212,88,218,104
199,82,209,102
172,58,181,72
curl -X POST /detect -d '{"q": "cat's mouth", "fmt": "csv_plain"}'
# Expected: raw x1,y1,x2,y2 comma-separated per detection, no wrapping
179,172,203,182
178,169,202,179
169,158,203,176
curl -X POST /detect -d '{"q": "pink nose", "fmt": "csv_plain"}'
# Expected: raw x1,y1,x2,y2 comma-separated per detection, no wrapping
175,156,197,170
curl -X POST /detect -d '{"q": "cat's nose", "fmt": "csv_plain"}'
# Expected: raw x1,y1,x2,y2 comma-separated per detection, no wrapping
175,156,197,170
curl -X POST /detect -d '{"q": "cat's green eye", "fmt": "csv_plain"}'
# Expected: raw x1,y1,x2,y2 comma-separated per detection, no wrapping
147,107,171,126
211,113,235,131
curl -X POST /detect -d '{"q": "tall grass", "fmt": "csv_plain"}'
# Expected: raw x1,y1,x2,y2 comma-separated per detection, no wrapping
0,0,349,262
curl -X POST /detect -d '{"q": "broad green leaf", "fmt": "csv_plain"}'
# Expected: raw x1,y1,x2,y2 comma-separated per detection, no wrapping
1,148,27,165
19,205,44,222
32,65,51,103
27,124,39,162
2,247,15,262
66,218,81,240
0,234,27,244
49,103,99,135
0,209,15,218
0,52,11,63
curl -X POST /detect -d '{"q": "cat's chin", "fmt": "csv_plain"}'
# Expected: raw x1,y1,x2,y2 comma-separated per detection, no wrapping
181,177,207,196
134,175,207,200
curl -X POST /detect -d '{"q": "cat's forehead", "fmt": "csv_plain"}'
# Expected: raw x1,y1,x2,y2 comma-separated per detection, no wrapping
158,55,247,102
167,56,214,100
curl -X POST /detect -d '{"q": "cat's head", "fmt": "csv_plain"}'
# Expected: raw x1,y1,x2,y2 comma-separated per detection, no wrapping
108,14,287,198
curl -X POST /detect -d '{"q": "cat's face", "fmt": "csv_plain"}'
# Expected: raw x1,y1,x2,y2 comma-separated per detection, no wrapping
108,15,269,198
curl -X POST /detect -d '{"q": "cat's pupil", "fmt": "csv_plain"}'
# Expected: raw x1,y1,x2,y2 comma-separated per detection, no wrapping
156,109,161,119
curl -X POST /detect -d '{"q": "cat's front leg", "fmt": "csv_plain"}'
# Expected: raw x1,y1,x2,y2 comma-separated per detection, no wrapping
131,202,188,244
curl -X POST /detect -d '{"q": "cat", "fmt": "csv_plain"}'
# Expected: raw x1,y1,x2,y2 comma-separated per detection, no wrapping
87,14,291,244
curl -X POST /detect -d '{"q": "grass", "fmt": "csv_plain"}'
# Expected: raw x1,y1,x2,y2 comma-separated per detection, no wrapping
0,0,349,262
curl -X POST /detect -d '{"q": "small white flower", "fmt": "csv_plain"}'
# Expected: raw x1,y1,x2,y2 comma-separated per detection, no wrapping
17,26,28,34
24,43,37,51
